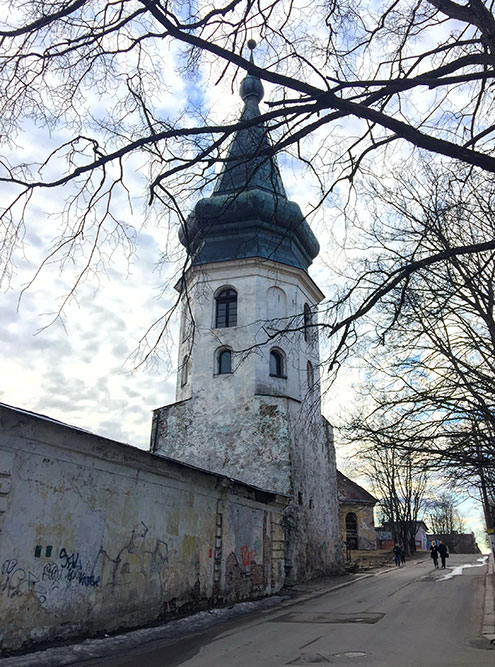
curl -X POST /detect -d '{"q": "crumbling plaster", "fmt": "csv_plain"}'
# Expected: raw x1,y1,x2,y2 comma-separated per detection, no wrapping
0,404,287,653
152,259,343,582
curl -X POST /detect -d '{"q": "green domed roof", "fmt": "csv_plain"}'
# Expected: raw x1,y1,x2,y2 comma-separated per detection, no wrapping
180,46,319,271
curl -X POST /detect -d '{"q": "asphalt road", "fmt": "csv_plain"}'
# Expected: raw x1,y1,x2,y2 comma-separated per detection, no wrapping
74,553,493,667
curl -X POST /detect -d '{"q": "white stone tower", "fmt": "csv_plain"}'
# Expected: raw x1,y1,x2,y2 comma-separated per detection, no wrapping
151,46,342,581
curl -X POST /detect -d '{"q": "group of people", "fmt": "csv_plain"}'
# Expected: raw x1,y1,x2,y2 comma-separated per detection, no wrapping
430,540,449,568
392,540,450,569
392,544,406,566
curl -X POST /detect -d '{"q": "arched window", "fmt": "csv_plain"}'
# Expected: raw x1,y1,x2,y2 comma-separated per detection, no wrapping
267,286,287,319
345,512,358,550
180,355,189,386
215,288,237,328
307,360,314,389
269,349,285,378
303,303,312,342
217,349,232,375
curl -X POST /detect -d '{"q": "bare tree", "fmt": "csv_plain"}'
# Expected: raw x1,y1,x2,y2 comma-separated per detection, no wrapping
361,445,428,554
2,0,495,333
427,493,464,535
344,165,495,548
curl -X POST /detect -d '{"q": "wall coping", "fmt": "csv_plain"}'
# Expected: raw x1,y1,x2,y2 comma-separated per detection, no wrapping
0,402,289,508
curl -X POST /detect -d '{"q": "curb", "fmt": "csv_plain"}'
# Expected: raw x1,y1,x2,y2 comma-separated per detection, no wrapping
0,558,436,665
482,552,495,644
277,573,374,608
0,572,375,667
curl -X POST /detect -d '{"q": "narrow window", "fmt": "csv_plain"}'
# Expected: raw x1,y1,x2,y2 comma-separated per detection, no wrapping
307,361,314,389
269,349,284,378
181,355,189,386
215,289,237,328
218,349,232,374
303,303,312,342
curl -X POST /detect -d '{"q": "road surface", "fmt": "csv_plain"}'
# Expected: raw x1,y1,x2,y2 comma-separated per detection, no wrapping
72,554,495,666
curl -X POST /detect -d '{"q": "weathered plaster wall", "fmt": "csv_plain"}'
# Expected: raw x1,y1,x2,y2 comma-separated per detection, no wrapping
152,398,343,582
174,259,324,408
338,504,377,551
151,395,293,494
153,259,343,583
0,404,287,653
283,413,342,581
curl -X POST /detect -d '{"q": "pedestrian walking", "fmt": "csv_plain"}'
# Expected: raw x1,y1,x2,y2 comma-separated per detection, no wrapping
437,541,449,569
393,544,402,567
400,547,406,565
430,540,439,568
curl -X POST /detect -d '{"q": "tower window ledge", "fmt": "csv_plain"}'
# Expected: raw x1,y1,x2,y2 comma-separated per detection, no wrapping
269,373,287,380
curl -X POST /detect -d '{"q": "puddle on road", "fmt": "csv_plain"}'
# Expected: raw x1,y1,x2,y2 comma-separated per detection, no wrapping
437,555,488,582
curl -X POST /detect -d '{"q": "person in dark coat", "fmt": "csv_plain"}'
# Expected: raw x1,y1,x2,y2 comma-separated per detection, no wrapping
430,540,439,568
393,544,402,567
437,541,449,568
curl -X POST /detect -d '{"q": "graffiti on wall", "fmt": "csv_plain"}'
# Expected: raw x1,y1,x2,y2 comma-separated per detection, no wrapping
0,522,171,608
93,521,169,591
1,559,49,605
225,549,265,602
1,546,101,606
240,545,256,567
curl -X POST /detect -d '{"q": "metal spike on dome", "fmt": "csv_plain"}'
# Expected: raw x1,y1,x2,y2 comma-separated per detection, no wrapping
247,38,257,63
240,39,263,103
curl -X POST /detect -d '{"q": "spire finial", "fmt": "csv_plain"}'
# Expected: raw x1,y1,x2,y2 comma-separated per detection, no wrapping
247,39,257,63
240,39,264,103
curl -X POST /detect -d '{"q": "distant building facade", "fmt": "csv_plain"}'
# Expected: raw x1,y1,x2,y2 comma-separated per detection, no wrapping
427,533,480,554
377,521,429,550
337,471,377,550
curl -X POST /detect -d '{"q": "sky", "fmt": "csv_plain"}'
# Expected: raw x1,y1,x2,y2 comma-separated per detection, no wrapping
0,24,352,449
0,3,487,543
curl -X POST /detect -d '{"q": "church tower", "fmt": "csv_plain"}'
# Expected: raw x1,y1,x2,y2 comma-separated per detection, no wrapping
151,46,342,581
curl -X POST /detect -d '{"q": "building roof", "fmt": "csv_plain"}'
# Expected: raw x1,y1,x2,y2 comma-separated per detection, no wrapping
337,470,377,505
179,44,319,272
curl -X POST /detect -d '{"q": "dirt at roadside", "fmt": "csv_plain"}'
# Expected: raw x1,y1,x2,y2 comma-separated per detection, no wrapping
345,549,427,573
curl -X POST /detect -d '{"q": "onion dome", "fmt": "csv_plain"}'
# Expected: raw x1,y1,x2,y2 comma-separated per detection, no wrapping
179,41,320,271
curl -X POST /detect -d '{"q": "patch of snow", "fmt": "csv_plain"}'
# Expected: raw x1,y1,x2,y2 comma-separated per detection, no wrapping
437,555,488,581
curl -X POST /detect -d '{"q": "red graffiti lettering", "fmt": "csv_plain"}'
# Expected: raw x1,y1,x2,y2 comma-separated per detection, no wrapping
240,545,256,567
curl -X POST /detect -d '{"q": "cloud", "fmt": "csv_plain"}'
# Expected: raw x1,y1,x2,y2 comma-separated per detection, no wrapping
0,207,179,449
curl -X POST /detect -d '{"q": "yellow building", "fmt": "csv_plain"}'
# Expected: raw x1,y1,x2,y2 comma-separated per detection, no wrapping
337,471,377,551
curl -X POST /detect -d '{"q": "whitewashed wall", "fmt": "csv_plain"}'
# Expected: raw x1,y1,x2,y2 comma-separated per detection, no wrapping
0,404,287,653
153,258,343,582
